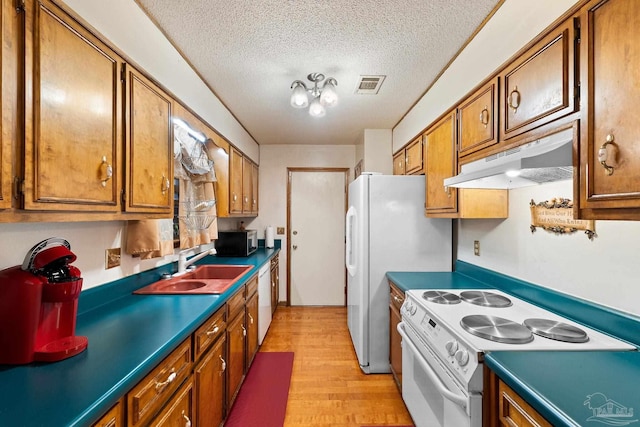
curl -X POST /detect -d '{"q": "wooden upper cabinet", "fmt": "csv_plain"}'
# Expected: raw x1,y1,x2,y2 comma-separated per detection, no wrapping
242,156,252,214
229,146,243,214
0,0,19,210
424,111,457,215
404,137,423,175
392,151,405,175
24,0,123,211
577,0,640,219
500,19,577,140
251,161,259,215
124,65,173,214
458,77,499,157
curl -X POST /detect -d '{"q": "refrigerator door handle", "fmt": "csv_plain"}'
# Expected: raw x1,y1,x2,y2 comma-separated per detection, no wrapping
345,206,357,277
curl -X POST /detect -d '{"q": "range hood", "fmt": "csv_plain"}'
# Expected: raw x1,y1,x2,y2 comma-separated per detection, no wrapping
444,128,574,189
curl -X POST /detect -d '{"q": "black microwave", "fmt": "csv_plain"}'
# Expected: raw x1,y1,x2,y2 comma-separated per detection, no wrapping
215,230,258,257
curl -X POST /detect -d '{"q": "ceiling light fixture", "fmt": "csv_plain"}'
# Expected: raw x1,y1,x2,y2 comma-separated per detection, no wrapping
290,73,338,118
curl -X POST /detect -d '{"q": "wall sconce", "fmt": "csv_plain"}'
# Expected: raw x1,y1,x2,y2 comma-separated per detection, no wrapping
290,73,338,118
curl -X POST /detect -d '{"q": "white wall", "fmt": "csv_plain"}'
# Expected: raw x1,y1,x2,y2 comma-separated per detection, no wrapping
392,0,579,151
245,145,356,302
457,180,640,317
363,129,393,175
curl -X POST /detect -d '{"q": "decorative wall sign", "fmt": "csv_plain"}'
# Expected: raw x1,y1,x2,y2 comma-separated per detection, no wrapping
354,160,363,179
530,198,596,240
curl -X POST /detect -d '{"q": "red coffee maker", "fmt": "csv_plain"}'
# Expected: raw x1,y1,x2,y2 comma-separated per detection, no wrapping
0,238,88,364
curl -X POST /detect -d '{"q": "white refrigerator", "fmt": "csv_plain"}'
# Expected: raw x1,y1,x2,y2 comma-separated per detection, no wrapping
346,173,452,373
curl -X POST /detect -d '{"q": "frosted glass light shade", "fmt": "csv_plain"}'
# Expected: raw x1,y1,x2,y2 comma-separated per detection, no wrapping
320,80,338,107
308,97,326,117
290,84,309,108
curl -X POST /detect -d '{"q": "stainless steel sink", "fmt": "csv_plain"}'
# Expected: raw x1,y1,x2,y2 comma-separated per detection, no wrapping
134,265,252,295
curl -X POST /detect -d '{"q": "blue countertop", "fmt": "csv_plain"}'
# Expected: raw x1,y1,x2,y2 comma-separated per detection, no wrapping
387,262,640,427
0,246,279,427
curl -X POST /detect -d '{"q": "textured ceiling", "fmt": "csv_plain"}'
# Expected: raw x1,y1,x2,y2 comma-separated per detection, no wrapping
135,0,501,146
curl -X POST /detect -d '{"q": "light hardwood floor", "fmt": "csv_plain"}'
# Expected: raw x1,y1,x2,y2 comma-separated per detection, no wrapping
259,306,414,427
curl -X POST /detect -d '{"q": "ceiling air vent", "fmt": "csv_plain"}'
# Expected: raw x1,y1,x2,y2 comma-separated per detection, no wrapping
355,75,386,94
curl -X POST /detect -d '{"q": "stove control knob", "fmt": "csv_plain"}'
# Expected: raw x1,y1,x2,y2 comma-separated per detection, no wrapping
409,305,417,316
455,349,469,366
445,340,458,356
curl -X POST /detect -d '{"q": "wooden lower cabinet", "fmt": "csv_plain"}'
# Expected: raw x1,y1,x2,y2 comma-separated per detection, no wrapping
388,281,404,390
194,335,226,427
151,378,195,427
127,339,192,427
226,306,247,409
91,400,123,427
246,291,259,367
484,366,552,427
93,272,267,426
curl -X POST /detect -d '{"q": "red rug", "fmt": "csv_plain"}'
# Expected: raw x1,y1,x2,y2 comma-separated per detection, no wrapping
225,351,294,427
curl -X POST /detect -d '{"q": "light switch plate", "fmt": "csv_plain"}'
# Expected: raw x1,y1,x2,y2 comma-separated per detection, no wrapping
106,248,121,269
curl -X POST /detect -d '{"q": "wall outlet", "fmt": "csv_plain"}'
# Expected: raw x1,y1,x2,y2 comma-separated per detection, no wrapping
106,248,121,269
277,227,285,235
473,240,480,256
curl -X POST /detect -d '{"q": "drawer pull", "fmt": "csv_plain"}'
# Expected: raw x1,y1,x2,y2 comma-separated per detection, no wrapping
155,370,177,391
508,86,521,113
597,134,615,176
206,325,220,336
479,106,490,128
248,313,254,324
219,355,226,373
393,295,404,305
182,410,192,427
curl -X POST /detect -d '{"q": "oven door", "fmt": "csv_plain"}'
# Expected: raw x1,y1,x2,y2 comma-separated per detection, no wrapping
397,322,481,427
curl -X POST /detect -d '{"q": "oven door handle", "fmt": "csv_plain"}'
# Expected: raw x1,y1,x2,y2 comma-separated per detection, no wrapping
397,322,469,411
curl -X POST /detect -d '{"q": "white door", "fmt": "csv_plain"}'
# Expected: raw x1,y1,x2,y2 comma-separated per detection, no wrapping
289,169,346,306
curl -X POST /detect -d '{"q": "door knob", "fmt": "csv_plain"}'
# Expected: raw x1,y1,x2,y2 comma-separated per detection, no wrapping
292,245,298,250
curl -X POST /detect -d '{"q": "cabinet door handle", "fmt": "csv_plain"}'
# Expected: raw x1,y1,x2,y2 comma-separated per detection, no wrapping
100,156,112,187
597,134,615,176
206,325,220,336
508,86,521,113
241,325,246,336
248,313,254,324
479,106,490,128
233,193,237,202
181,410,192,427
219,355,226,373
161,174,170,194
155,369,177,391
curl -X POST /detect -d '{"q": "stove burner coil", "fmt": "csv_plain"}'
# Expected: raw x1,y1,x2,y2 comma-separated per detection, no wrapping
523,318,589,343
460,290,512,308
421,290,461,304
460,315,534,344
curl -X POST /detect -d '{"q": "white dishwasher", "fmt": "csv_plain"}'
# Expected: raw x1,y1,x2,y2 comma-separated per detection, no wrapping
257,263,272,344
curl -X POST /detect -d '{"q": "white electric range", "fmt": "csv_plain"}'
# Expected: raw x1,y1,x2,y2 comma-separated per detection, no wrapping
397,289,635,427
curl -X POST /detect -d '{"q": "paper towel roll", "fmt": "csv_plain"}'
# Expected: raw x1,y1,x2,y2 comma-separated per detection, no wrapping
265,226,275,248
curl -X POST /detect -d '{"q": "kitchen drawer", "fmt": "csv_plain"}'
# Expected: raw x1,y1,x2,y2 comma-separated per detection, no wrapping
227,286,246,320
246,273,258,298
389,282,405,312
193,307,226,361
127,338,192,427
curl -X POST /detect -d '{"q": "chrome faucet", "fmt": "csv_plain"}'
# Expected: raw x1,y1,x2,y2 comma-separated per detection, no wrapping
174,248,217,276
